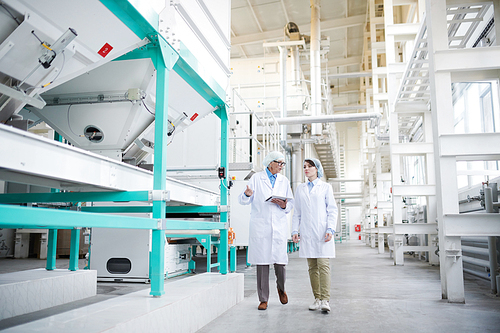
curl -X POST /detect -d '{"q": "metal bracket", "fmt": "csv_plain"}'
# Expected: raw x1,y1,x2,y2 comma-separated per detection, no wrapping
157,219,164,230
445,248,462,263
218,205,228,213
394,238,404,246
149,190,170,202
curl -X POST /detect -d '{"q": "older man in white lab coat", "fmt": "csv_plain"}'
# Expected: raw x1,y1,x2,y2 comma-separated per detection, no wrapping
238,151,294,311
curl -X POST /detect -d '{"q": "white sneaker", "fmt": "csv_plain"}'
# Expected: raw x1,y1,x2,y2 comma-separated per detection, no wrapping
320,300,331,312
309,298,321,311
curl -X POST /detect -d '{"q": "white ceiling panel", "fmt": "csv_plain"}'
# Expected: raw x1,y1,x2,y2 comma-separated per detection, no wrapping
230,0,368,104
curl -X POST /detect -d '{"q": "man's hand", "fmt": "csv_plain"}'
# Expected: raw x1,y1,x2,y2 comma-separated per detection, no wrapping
244,185,253,197
292,234,300,243
270,198,287,209
324,232,333,242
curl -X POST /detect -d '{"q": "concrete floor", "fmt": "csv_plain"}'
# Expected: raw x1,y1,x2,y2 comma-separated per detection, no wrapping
1,241,499,332
198,241,500,333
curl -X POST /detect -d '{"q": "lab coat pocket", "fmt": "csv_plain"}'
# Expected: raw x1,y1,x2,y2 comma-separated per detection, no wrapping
250,218,269,238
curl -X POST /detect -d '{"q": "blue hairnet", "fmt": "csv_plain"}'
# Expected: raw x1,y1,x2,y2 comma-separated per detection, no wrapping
263,151,285,167
305,158,324,178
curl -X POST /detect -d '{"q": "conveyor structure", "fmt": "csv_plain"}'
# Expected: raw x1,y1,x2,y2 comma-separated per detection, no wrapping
0,0,231,297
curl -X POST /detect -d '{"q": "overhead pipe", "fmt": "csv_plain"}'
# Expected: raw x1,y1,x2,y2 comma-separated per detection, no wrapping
274,112,381,125
310,0,321,136
279,46,288,148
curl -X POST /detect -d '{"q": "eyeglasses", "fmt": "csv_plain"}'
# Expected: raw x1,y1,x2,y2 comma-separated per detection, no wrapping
273,160,286,166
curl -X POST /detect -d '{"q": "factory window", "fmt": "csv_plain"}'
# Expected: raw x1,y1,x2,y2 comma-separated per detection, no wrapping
453,80,500,188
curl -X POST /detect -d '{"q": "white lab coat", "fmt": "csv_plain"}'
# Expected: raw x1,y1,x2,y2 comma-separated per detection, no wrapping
238,171,294,265
292,179,338,258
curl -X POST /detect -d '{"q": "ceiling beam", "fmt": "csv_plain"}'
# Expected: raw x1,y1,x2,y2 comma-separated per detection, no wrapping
246,0,263,33
328,71,371,79
231,14,365,46
302,56,363,74
280,0,290,23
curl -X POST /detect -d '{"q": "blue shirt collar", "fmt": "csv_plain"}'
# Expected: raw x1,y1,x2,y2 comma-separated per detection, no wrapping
308,178,319,185
266,167,276,179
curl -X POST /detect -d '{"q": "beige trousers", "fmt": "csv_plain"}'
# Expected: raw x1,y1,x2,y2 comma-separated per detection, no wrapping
307,258,330,300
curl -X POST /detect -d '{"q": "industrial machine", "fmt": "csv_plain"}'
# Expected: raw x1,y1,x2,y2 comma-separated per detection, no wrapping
0,0,231,287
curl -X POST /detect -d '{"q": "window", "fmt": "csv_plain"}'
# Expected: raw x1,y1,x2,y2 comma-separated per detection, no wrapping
453,80,500,188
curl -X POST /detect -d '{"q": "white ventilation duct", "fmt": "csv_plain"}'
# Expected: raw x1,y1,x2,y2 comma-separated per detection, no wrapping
310,0,321,135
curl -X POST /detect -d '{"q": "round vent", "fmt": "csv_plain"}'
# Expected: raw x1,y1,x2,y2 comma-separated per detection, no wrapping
84,125,104,143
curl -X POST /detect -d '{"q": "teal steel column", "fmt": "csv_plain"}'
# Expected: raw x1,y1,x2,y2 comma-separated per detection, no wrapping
54,131,63,143
46,229,57,270
206,236,212,272
230,246,236,272
246,246,251,267
150,48,167,297
149,43,178,296
69,228,80,271
216,106,229,274
47,131,62,270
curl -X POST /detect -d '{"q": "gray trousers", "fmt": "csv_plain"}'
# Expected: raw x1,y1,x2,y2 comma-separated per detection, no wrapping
256,264,286,302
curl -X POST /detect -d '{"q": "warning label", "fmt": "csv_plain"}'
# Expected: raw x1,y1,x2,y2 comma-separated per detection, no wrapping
98,43,113,57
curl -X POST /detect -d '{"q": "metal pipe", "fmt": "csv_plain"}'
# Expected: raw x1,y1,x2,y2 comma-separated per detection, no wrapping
462,255,490,268
279,46,288,147
291,46,300,85
462,237,489,244
274,112,381,125
310,0,321,135
485,185,499,294
463,267,490,280
461,245,490,256
291,147,303,192
490,183,498,212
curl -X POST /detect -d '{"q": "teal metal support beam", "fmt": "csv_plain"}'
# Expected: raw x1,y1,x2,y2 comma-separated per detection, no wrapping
0,191,150,204
113,47,151,61
81,206,152,213
230,246,236,272
69,228,80,271
188,258,196,273
54,131,63,143
173,42,225,108
246,246,251,267
149,43,178,297
0,204,159,229
166,206,222,214
81,205,225,214
215,106,229,274
206,236,212,272
46,229,57,270
162,220,226,230
99,0,159,41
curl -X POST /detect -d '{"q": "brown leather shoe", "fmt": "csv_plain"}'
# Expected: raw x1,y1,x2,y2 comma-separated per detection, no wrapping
277,288,288,304
258,302,268,310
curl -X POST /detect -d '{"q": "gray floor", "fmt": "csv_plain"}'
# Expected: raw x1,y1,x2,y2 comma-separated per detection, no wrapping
198,241,500,333
1,241,499,332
